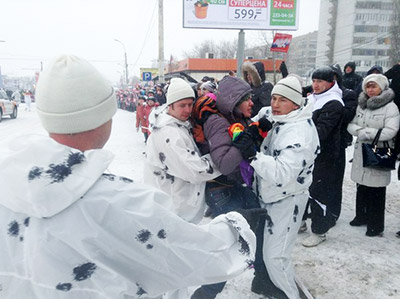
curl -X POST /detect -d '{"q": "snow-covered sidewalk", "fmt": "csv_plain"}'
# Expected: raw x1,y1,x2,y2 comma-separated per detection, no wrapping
2,105,400,299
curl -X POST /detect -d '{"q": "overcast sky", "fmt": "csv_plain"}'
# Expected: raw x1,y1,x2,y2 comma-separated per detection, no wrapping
0,0,320,83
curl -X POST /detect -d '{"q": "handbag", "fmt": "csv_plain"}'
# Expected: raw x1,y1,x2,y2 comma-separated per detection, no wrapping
361,129,396,170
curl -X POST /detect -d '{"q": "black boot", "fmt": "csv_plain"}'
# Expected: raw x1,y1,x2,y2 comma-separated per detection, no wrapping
251,270,288,299
349,217,367,227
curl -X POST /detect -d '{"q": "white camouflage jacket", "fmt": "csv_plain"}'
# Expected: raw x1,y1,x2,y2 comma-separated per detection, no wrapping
251,101,320,205
144,106,221,224
0,135,255,299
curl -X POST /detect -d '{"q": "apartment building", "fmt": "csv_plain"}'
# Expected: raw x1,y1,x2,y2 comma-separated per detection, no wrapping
316,0,395,75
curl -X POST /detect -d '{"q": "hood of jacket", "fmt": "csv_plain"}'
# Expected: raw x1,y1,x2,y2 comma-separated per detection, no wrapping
216,76,252,121
241,61,265,87
344,62,356,74
358,88,395,110
367,65,383,75
0,135,114,218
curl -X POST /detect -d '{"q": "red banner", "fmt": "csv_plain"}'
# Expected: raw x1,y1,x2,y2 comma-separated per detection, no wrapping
270,33,292,53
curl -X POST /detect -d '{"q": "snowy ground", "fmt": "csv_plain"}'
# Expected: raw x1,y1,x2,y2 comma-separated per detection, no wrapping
2,104,400,299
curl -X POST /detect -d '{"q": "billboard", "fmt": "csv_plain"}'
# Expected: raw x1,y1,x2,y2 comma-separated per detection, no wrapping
183,0,299,30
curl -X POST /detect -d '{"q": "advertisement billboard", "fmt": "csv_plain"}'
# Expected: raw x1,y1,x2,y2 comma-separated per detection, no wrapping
183,0,299,30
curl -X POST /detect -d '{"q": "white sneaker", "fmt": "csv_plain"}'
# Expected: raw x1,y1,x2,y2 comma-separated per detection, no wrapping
302,233,326,247
298,221,307,233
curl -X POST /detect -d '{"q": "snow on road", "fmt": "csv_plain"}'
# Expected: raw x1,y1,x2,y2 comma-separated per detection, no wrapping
2,104,400,299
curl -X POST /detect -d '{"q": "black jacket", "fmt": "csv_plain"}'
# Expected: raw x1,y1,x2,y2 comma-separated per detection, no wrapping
342,62,363,90
384,64,400,109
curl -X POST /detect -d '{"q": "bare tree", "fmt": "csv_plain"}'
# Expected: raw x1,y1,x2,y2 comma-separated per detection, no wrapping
217,39,238,58
183,40,217,58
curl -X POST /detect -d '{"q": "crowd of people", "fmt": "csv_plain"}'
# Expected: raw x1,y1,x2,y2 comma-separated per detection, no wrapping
1,54,400,299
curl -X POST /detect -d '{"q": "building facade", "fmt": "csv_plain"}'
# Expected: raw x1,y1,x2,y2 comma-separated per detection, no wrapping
316,0,395,75
286,31,318,78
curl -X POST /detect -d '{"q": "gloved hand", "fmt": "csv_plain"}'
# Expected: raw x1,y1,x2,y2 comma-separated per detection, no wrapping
136,127,139,132
236,208,268,232
258,117,273,132
357,129,371,141
232,132,257,160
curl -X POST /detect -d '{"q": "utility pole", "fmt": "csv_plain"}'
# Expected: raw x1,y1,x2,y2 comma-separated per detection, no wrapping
272,30,277,84
158,0,165,83
114,39,129,87
237,29,245,78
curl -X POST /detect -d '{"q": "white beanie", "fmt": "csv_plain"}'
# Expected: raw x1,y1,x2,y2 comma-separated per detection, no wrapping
362,74,389,93
36,55,117,134
271,76,304,106
166,78,194,105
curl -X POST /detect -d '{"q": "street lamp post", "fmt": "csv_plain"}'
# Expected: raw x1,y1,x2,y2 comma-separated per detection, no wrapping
114,39,129,87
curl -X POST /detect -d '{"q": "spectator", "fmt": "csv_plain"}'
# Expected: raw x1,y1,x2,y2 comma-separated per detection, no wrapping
11,90,21,104
242,61,274,117
328,64,357,220
0,54,257,298
354,65,383,97
155,83,167,105
302,67,345,247
135,95,149,143
347,74,399,236
200,81,217,100
342,61,363,91
384,62,400,109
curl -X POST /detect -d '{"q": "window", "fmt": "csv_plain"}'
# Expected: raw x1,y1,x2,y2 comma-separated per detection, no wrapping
354,25,379,33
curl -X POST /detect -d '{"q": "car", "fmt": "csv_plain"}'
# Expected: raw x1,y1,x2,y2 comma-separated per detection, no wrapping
0,90,18,122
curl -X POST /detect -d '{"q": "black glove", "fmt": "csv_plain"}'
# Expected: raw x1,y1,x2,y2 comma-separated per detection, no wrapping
236,208,268,232
232,132,257,160
258,118,273,132
280,61,289,78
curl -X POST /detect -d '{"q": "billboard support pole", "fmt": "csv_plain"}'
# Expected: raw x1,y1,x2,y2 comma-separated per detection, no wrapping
237,29,245,78
272,30,277,84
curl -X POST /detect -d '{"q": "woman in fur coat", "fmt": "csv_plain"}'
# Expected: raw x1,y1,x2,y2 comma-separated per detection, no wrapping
347,74,400,237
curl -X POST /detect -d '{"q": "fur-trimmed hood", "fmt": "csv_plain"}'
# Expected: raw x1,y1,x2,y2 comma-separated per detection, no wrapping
358,88,395,110
242,61,265,87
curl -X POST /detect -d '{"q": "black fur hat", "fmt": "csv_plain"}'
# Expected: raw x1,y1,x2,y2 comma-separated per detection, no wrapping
312,66,334,82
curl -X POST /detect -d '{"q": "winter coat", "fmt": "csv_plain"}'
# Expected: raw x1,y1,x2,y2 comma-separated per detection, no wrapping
242,61,273,117
0,135,255,299
203,77,252,183
342,62,363,90
144,106,221,224
251,102,320,204
307,83,345,205
341,88,358,147
308,82,345,159
136,103,149,133
348,88,400,187
384,64,400,109
155,93,167,105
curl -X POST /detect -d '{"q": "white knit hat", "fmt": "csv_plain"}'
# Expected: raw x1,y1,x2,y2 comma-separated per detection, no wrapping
166,78,194,105
271,76,304,106
36,55,117,134
362,74,389,93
